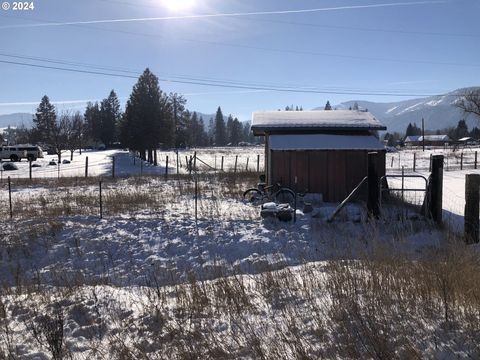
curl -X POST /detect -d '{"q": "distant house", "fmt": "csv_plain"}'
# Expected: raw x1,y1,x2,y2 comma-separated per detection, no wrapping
251,110,387,202
405,135,450,147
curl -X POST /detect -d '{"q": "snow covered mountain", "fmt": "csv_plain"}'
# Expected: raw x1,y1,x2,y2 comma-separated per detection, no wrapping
318,88,479,133
0,113,33,128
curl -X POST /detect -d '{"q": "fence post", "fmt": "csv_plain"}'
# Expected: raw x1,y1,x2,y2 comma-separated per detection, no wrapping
194,175,198,224
154,150,158,166
221,156,224,172
257,154,260,173
475,151,478,170
29,160,32,180
85,156,89,178
246,157,249,172
99,180,103,219
429,154,432,172
367,152,380,218
193,152,197,172
234,155,238,174
112,156,116,178
465,174,480,244
460,152,464,170
8,176,12,219
429,155,444,224
165,156,169,180
176,151,179,176
391,157,394,168
413,153,416,172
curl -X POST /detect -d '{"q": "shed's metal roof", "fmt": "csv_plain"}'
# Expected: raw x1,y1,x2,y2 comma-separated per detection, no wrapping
251,110,386,134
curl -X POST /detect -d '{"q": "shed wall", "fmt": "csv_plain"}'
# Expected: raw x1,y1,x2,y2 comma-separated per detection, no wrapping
270,150,386,202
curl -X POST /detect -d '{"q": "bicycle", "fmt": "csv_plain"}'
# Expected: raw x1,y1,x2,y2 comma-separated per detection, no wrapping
243,181,295,206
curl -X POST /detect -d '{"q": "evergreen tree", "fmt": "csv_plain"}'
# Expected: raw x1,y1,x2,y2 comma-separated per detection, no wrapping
353,102,359,110
99,90,121,146
121,68,166,162
226,115,234,145
214,107,227,146
454,119,469,140
324,101,332,110
32,95,56,143
84,102,101,144
470,126,480,140
230,118,243,145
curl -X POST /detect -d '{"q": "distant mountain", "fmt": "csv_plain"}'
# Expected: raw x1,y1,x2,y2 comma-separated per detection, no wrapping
0,113,33,128
314,87,479,134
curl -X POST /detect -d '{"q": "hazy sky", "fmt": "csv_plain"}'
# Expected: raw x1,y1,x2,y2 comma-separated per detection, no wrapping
0,0,479,119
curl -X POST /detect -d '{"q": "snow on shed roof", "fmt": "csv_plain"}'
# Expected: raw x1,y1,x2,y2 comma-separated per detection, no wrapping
251,110,386,134
269,134,385,151
419,135,450,141
404,136,421,142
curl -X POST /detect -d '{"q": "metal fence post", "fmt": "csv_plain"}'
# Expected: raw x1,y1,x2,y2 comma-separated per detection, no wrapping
8,176,12,219
99,180,103,219
85,156,89,178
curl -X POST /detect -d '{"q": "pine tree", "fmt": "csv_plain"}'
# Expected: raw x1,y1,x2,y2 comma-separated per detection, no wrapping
226,115,234,145
454,119,469,140
99,90,121,146
214,107,227,146
230,118,243,145
324,101,332,110
121,68,165,162
84,102,101,144
33,95,56,144
353,102,359,111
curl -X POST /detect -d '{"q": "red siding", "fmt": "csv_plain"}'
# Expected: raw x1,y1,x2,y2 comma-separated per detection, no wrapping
270,150,386,202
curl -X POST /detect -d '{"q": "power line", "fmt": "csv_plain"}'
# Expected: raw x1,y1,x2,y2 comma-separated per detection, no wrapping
0,51,453,95
0,1,447,30
0,58,460,98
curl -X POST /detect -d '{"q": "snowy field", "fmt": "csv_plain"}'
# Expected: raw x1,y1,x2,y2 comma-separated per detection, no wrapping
0,146,479,358
0,146,264,180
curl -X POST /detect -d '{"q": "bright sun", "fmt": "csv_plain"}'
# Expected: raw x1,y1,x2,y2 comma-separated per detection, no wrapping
162,0,196,11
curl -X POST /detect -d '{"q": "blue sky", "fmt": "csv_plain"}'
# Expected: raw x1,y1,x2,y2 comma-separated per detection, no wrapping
0,0,479,120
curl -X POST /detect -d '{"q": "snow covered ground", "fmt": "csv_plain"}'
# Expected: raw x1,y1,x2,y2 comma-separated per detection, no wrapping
0,146,478,358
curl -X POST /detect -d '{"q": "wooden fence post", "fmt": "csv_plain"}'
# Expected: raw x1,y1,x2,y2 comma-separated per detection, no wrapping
112,156,116,178
8,176,12,219
234,155,238,174
429,155,444,224
465,174,480,244
413,153,416,172
221,156,224,172
257,154,260,173
193,152,197,172
246,157,249,172
29,160,32,180
165,156,169,180
85,156,89,178
367,152,380,218
475,151,478,170
461,152,464,170
176,151,179,176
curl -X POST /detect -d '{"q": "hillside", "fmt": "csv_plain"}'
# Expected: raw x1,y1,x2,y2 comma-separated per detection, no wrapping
319,87,480,133
0,113,33,128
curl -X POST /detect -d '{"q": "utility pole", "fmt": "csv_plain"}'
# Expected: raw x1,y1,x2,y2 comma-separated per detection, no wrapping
422,117,425,152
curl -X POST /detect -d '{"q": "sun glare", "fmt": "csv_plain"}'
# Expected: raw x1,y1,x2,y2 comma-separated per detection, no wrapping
162,0,196,11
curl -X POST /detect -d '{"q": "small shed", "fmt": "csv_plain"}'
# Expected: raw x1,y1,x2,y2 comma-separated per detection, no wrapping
251,110,387,202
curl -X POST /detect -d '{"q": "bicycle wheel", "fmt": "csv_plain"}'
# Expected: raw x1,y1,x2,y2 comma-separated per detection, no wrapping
243,188,264,205
274,188,295,206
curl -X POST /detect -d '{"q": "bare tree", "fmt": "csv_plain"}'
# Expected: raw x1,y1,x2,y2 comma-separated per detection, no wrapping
456,88,480,119
65,112,85,160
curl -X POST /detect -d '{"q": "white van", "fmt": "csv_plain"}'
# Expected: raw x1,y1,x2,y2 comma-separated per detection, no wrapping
0,145,44,162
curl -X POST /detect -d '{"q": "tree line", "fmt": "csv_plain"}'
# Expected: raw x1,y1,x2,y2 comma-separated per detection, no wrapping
8,68,257,162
